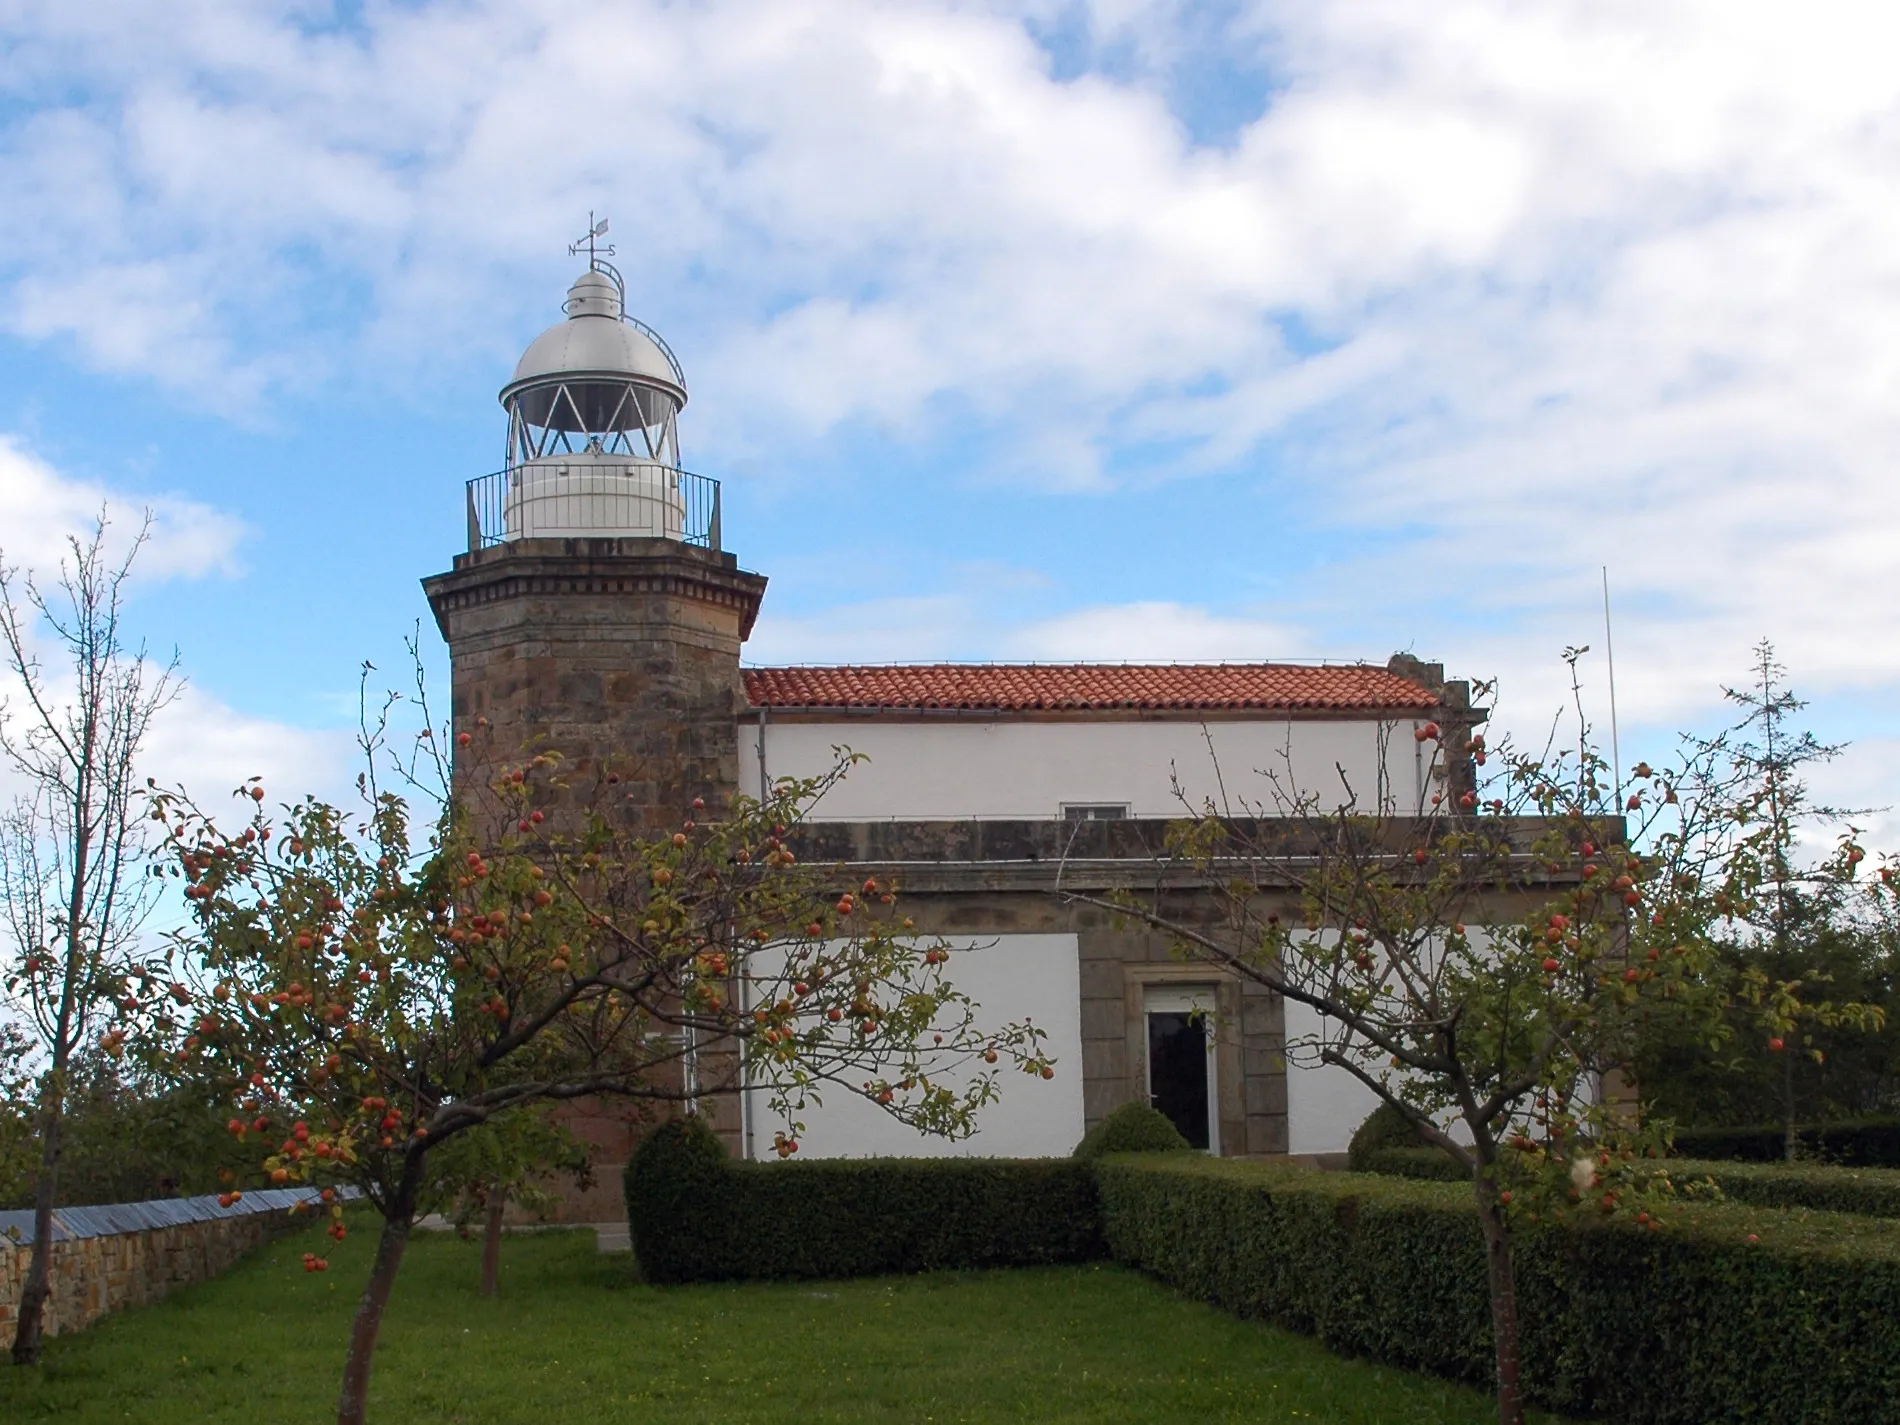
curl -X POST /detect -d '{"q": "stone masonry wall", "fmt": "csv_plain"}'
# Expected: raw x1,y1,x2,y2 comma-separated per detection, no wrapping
0,1207,312,1340
422,537,767,834
422,536,766,1211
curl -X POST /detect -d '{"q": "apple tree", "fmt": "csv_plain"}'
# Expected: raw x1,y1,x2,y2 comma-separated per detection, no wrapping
1062,654,1765,1425
154,749,1050,1425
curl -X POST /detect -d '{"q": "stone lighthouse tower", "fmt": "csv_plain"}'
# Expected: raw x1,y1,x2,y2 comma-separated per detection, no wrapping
423,227,767,828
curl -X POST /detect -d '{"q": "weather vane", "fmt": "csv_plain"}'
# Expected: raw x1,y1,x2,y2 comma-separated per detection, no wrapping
569,212,615,269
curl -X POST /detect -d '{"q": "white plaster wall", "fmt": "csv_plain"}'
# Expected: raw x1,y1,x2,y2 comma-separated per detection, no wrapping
1284,927,1503,1155
1282,997,1386,1156
742,717,1426,821
742,933,1084,1160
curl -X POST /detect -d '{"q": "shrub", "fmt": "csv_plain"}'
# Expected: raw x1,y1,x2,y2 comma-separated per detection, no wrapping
1345,1103,1423,1172
1670,1158,1900,1218
625,1122,1101,1283
624,1115,736,1284
1094,1154,1900,1425
1358,1146,1467,1182
0,1058,260,1211
1072,1102,1192,1160
1360,1147,1900,1217
1670,1117,1900,1166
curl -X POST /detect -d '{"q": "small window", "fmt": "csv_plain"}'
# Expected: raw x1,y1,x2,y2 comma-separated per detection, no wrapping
1062,803,1130,821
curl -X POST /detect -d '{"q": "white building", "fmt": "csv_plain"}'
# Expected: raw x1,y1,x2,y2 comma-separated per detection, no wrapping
731,660,1471,1162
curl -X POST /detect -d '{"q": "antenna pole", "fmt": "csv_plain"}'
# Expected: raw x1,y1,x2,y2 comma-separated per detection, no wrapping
1602,566,1622,803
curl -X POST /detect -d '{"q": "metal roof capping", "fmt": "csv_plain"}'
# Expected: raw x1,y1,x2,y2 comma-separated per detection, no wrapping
741,663,1440,714
0,1186,359,1245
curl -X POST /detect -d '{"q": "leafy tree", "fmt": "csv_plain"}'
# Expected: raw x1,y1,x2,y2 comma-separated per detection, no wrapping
0,1052,229,1210
432,1106,590,1298
1062,651,1757,1425
0,517,178,1364
1634,642,1888,1151
155,734,1049,1425
0,1023,34,1211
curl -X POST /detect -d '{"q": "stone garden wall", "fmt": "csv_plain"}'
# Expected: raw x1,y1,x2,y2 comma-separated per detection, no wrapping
0,1188,325,1339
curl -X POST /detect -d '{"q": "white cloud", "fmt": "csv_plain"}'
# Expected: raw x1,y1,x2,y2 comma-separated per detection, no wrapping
0,654,354,879
2,0,1900,765
0,435,245,581
137,683,355,814
750,592,1311,665
1005,601,1310,661
750,593,990,664
0,437,344,836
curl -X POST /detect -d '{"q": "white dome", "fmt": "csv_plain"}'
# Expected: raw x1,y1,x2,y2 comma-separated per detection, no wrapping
500,270,687,411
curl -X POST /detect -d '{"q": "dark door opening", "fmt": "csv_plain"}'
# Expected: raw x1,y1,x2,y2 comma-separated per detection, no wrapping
1147,1012,1211,1150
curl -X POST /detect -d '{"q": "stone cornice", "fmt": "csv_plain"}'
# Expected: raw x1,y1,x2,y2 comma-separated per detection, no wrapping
787,815,1618,894
421,538,769,641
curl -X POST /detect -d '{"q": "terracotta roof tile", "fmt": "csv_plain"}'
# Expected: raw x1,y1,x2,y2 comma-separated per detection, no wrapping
742,664,1439,713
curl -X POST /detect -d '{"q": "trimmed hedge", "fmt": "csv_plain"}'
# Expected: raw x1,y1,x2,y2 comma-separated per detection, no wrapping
1359,1145,1467,1182
624,1115,1102,1284
630,1117,1900,1419
1345,1103,1424,1171
1072,1101,1192,1160
1673,1157,1900,1219
1361,1144,1900,1217
1096,1154,1900,1425
623,1116,734,1285
1671,1117,1900,1166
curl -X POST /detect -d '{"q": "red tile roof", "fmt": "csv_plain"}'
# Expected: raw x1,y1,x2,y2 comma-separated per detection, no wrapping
742,664,1439,713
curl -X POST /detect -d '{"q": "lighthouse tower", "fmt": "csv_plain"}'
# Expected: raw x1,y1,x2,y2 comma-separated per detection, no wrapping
423,227,767,829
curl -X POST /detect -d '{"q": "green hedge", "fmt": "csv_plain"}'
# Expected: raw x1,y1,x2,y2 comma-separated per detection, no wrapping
1361,1145,1900,1219
1670,1158,1900,1218
1072,1101,1192,1160
629,1118,1900,1418
1095,1154,1900,1425
624,1115,1102,1284
1365,1143,1900,1220
1358,1145,1467,1182
1671,1117,1900,1166
1346,1103,1425,1171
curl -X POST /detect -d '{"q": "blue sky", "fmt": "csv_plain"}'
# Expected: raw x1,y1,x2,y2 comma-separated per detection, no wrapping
2,0,1899,832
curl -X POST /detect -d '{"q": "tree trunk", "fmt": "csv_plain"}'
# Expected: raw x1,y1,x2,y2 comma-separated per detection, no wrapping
9,1101,64,1365
1475,1183,1526,1425
336,1175,418,1425
479,1184,504,1298
1782,1047,1798,1162
15,803,91,1369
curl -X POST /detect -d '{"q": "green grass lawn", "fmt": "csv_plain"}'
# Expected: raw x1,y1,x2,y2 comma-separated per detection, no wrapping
1,1221,1570,1423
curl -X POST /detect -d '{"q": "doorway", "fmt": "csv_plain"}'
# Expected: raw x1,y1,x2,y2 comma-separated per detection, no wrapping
1144,987,1218,1152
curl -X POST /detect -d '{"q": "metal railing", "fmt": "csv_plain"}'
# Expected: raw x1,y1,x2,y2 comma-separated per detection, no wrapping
465,464,721,553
